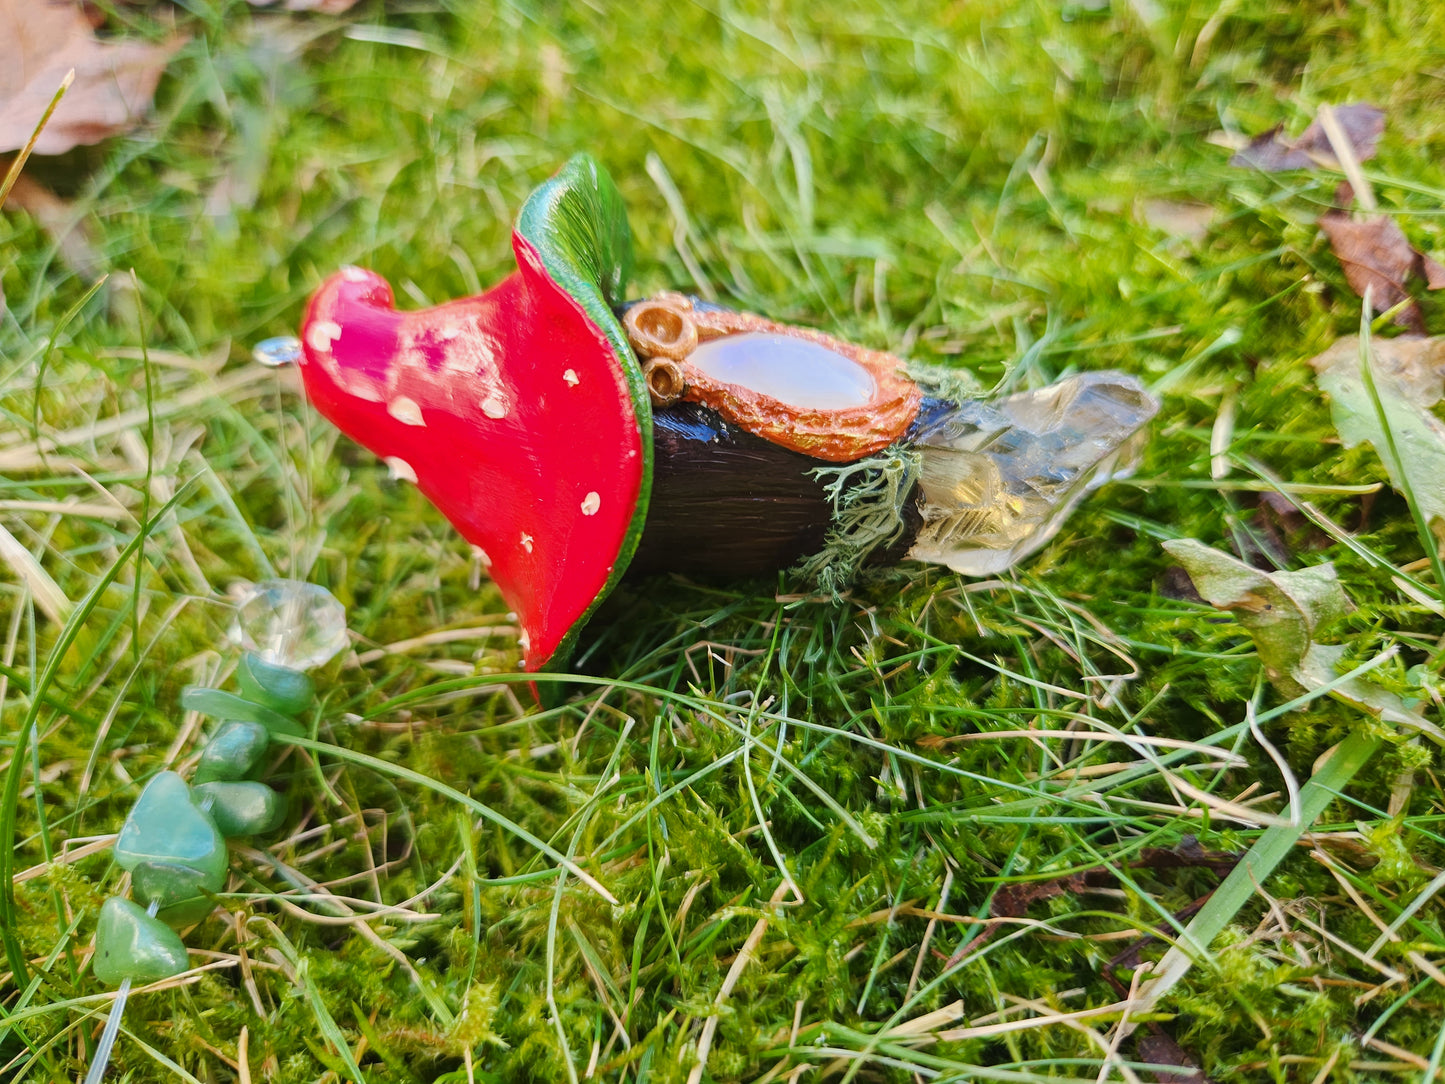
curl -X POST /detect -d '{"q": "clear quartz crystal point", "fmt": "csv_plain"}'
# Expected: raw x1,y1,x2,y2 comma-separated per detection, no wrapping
906,372,1158,576
227,580,348,671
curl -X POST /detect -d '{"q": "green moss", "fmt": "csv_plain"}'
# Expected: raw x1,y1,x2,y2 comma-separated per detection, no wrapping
3,0,1445,1080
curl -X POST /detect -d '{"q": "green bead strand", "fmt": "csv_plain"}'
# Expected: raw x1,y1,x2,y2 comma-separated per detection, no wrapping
193,719,270,784
193,781,288,838
237,653,315,715
92,897,189,985
113,772,228,888
93,581,346,995
131,861,219,927
180,687,304,738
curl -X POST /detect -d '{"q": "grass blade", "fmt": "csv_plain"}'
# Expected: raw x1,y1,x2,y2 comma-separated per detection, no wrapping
0,489,187,984
1130,728,1380,1018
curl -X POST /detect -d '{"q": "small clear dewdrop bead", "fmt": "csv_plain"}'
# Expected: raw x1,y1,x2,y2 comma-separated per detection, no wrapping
228,580,349,671
252,336,302,367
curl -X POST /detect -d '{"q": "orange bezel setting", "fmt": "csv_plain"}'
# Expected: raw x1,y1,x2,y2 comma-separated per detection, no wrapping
624,293,921,463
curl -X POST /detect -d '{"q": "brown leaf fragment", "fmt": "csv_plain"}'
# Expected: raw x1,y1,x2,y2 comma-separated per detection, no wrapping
941,873,1097,966
1131,837,1239,874
1158,565,1205,604
1137,1028,1211,1084
987,871,1105,919
1231,102,1384,172
1318,212,1435,331
1424,253,1445,291
945,843,1238,968
0,1,185,155
1230,125,1309,172
3,172,102,279
1293,103,1385,165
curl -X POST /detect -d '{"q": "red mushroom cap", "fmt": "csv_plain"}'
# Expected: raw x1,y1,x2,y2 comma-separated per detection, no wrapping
298,156,652,671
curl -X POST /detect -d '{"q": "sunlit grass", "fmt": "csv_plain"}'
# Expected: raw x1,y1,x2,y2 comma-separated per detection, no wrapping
2,0,1444,1081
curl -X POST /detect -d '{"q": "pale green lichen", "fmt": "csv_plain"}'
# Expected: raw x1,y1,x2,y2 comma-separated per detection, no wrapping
901,358,984,403
796,446,922,596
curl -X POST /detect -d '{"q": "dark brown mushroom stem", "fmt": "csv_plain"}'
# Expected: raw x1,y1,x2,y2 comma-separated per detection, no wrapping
627,399,931,581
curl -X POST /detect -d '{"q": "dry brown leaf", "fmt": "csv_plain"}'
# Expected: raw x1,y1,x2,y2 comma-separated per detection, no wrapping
1230,102,1384,172
3,173,102,278
943,841,1239,968
0,1,185,155
1136,1029,1210,1084
1310,334,1445,406
3,172,140,321
1319,212,1444,332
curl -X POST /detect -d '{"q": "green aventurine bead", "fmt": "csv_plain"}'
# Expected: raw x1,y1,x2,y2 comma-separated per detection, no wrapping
114,772,228,891
193,781,287,837
92,897,189,984
237,653,314,715
131,860,218,927
180,687,304,738
193,719,270,784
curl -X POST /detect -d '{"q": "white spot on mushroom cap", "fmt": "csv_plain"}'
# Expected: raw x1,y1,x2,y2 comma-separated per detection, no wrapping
471,545,492,569
388,396,425,426
520,532,534,554
434,326,497,375
481,396,508,420
341,266,370,282
306,320,342,353
563,369,580,386
518,631,531,653
581,491,601,516
347,376,384,403
384,457,417,483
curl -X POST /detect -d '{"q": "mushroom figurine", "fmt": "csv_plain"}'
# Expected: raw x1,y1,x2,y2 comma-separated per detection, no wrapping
291,155,1157,672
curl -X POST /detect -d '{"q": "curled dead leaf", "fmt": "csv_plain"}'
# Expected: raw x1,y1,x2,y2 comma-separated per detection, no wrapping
1310,334,1445,542
1164,539,1438,736
1318,212,1445,332
1162,539,1351,692
1230,102,1384,172
0,1,185,155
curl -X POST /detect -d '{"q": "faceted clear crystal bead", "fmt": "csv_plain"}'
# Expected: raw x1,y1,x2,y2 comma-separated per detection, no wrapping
690,333,875,410
227,580,348,671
